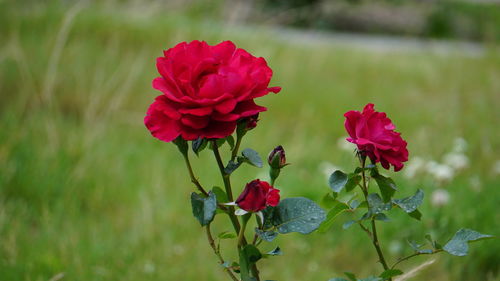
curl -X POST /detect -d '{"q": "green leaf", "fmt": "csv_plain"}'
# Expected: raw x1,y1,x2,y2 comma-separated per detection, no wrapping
374,213,390,222
273,197,326,234
224,160,242,175
392,189,424,213
266,247,282,256
241,148,263,168
226,135,235,150
343,220,356,229
190,192,217,226
373,174,397,203
261,206,277,229
243,244,262,263
367,193,392,215
255,228,278,242
345,174,362,192
443,228,494,256
380,269,403,279
344,272,356,281
218,231,237,239
192,137,208,155
212,186,228,203
425,234,442,250
407,239,422,251
407,239,433,254
349,199,360,209
329,170,348,193
173,137,188,155
408,209,422,221
318,203,350,232
321,192,338,209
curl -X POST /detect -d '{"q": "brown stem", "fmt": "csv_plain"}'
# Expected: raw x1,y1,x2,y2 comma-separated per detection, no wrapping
182,154,208,196
206,224,239,281
390,249,443,269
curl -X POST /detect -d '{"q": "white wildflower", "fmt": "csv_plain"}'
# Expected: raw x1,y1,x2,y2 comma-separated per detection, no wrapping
443,152,469,171
431,189,450,207
426,161,454,183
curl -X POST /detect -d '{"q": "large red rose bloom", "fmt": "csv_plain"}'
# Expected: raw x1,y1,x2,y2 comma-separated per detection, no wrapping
145,40,281,142
344,103,409,172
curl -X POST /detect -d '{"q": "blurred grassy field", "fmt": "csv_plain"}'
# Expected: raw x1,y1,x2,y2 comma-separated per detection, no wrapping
0,1,499,281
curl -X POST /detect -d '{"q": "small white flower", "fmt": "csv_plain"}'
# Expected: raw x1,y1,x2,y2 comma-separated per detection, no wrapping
337,136,355,152
443,152,469,171
426,161,454,183
431,189,450,207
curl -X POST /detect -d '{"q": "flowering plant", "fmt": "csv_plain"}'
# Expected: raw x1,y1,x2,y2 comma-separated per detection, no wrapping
145,41,492,281
321,103,493,281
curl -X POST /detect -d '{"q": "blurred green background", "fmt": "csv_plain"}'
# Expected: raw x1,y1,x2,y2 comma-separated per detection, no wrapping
0,0,499,280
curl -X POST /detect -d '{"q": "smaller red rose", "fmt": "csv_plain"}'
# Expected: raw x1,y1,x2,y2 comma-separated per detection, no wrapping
344,103,409,172
236,179,280,212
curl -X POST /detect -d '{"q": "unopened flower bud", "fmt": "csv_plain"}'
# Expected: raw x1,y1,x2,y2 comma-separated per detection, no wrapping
268,145,287,169
246,114,259,130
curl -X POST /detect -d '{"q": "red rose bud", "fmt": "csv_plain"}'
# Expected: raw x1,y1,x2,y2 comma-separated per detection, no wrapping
268,145,287,169
236,179,280,212
144,40,281,143
344,103,409,172
245,114,259,130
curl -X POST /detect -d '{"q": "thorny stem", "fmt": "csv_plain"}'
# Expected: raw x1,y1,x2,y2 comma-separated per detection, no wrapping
182,153,229,212
212,141,261,281
206,224,239,281
390,249,443,270
182,154,208,196
359,154,391,279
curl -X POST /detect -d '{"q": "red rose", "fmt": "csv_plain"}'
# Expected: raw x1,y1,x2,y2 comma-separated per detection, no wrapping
236,179,280,212
144,40,281,142
344,103,409,172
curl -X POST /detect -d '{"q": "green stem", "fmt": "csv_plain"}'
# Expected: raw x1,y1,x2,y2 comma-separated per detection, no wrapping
359,155,391,278
212,141,241,233
212,140,260,281
231,134,243,162
238,214,250,248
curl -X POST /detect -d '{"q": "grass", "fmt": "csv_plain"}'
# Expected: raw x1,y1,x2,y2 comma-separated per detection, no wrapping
0,1,499,281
